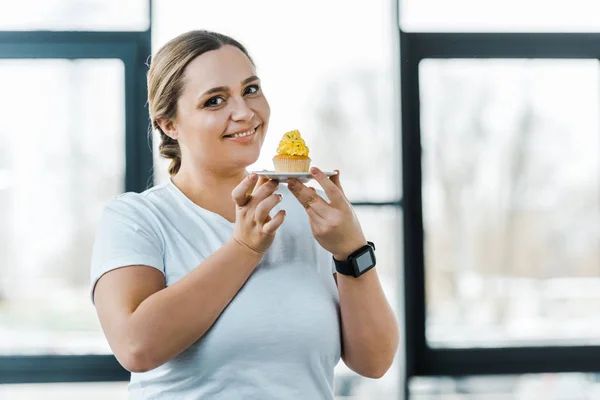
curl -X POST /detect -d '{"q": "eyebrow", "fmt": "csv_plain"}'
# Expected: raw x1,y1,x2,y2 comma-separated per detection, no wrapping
201,75,260,97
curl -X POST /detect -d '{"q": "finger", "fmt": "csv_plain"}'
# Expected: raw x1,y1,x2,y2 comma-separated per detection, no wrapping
254,174,271,191
251,168,277,191
287,182,327,224
232,173,258,206
309,167,345,207
248,180,279,206
287,179,329,218
329,169,346,197
305,202,328,225
255,193,283,223
262,209,286,234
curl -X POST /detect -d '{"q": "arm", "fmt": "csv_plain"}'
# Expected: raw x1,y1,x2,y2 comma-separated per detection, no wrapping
94,239,262,373
287,168,399,378
333,257,399,379
94,175,284,373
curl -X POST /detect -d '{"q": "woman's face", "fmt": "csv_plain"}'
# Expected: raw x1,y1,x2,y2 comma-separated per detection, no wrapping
170,45,270,173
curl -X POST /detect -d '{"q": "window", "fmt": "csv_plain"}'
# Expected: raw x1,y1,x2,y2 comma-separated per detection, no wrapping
0,382,128,399
410,373,600,398
0,0,149,31
0,59,124,355
152,0,400,201
401,0,600,32
401,28,600,398
420,59,600,348
0,29,151,383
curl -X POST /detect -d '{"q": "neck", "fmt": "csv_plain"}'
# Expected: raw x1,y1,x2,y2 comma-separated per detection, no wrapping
171,163,248,211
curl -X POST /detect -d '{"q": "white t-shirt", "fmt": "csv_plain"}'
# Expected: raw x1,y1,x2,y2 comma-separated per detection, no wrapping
90,180,341,399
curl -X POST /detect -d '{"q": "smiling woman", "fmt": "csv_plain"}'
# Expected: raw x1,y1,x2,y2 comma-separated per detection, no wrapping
90,29,398,399
147,31,268,178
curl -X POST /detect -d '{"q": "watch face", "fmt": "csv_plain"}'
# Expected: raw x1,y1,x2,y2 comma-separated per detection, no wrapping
355,251,374,274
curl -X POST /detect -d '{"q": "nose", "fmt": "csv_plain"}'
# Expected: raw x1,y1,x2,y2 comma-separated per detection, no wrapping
230,96,255,121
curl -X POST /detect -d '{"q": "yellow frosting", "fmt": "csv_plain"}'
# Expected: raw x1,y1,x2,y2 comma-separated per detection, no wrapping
276,129,310,157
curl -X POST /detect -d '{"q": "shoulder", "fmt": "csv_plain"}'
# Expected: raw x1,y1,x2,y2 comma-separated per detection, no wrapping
94,184,174,254
99,183,174,236
105,182,171,215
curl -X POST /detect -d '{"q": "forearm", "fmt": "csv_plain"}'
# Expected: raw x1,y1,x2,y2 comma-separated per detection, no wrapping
126,239,262,371
337,268,399,379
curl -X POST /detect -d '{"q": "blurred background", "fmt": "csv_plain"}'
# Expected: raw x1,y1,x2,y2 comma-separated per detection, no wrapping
0,0,598,399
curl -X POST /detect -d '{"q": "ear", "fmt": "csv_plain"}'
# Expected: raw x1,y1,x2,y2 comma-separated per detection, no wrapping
156,118,178,140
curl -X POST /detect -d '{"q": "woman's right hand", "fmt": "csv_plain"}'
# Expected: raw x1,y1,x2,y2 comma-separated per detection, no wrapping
230,173,286,256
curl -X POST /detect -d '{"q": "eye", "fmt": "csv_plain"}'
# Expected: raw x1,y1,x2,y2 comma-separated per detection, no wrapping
244,84,260,95
204,96,225,108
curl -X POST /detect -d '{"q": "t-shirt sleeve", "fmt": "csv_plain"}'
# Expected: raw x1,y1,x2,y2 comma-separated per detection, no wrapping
90,194,165,304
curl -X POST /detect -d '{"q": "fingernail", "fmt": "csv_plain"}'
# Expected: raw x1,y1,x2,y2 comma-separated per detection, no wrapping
288,179,296,187
249,173,257,180
277,193,283,201
310,167,319,176
282,210,287,216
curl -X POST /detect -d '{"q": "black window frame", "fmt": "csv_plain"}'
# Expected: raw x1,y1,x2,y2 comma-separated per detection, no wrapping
0,30,152,193
0,21,152,386
400,31,600,398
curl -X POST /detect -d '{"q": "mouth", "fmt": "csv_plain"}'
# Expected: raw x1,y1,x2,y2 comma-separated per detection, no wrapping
222,125,259,140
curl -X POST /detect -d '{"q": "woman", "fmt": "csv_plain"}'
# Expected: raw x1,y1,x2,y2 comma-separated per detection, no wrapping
91,30,398,399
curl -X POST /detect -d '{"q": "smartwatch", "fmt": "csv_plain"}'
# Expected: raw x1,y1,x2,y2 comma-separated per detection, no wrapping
333,241,376,278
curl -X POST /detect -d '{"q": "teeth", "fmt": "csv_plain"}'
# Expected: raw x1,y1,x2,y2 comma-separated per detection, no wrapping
229,128,255,138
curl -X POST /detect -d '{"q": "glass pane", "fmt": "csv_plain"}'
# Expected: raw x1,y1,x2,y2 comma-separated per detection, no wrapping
401,0,600,32
0,382,128,400
0,0,149,31
420,59,600,348
0,59,125,354
152,0,400,202
410,373,600,399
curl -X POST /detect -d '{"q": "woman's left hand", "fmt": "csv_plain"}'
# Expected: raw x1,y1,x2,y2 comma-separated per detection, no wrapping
287,167,367,260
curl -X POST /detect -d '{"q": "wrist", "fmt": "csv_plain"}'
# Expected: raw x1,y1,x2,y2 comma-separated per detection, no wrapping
333,240,377,278
333,239,369,261
228,237,265,262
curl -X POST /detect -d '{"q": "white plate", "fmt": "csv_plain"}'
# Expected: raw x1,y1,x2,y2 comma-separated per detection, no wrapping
253,170,337,183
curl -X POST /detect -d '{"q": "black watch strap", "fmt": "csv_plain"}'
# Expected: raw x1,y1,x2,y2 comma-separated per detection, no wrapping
333,241,376,277
333,256,355,276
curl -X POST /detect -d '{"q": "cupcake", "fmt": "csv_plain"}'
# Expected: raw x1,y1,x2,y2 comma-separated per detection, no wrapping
272,129,311,172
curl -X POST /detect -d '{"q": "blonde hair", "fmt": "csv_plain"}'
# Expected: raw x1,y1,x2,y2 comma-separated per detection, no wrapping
147,30,254,175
